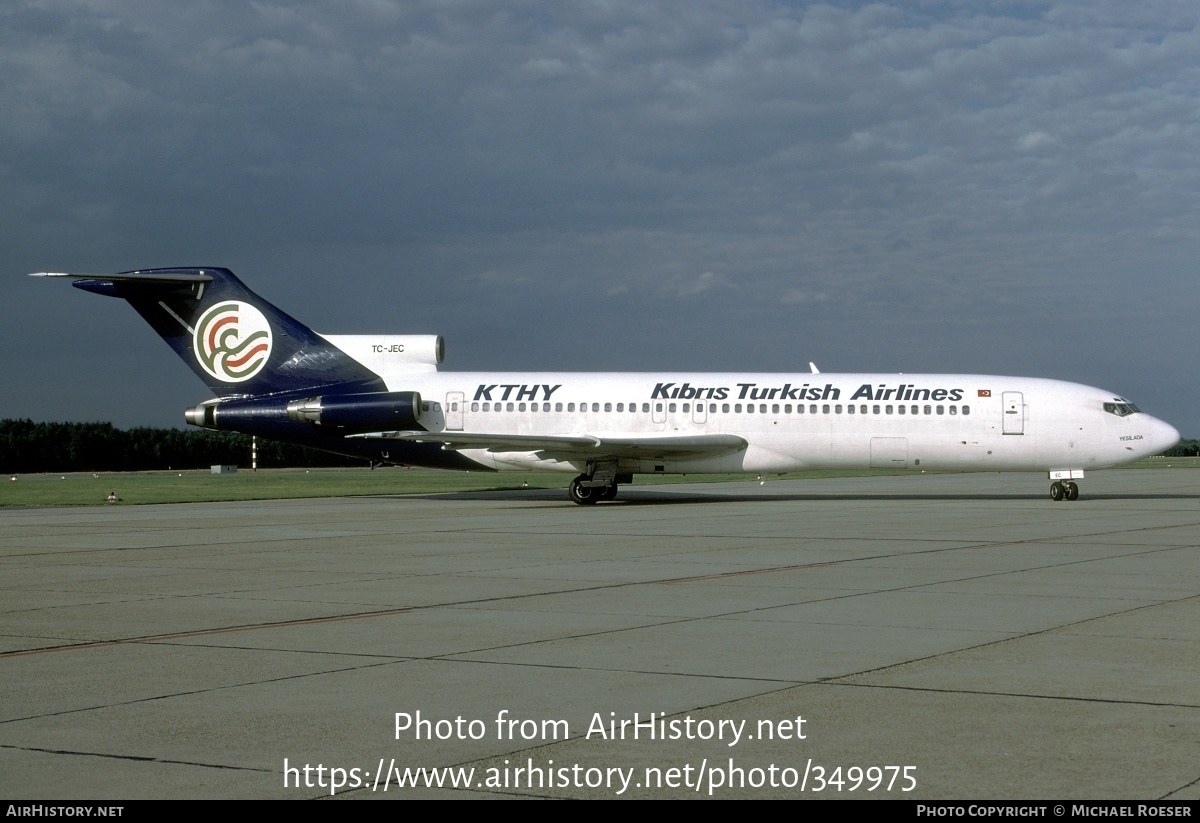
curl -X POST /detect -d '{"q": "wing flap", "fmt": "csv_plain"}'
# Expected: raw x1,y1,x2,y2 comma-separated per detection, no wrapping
350,430,748,461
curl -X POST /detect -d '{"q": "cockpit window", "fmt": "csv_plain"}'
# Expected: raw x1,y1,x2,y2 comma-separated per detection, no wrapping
1103,402,1140,417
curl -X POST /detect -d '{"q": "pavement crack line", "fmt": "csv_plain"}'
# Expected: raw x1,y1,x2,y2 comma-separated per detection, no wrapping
0,748,267,772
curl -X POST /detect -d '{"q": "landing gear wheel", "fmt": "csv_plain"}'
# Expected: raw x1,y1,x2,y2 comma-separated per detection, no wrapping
599,484,618,501
569,475,600,505
1050,481,1064,501
1064,481,1079,501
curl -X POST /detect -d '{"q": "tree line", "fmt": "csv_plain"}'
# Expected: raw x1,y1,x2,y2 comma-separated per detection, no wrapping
1161,439,1200,457
0,420,362,473
3,418,1195,474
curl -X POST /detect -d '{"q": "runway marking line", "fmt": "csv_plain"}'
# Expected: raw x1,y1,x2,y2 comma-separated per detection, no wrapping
0,607,413,658
665,563,837,583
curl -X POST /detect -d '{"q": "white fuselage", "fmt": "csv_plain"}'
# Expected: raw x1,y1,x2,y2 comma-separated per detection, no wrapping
376,371,1179,477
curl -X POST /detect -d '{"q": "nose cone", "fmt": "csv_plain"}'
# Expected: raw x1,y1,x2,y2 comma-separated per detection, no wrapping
1148,416,1181,455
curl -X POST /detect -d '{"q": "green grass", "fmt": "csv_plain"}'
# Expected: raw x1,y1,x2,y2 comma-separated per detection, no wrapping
0,467,912,506
0,468,561,507
1,457,1193,507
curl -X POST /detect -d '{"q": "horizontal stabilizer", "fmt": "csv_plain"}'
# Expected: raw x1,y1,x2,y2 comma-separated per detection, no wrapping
30,270,214,284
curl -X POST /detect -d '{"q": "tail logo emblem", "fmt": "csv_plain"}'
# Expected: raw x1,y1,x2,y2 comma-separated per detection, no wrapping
194,301,273,383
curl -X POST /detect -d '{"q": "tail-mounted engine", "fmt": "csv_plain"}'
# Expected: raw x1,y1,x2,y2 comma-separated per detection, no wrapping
185,391,422,435
284,391,422,434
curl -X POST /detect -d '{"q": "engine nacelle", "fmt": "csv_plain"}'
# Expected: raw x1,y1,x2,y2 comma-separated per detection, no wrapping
319,335,445,378
184,396,290,431
285,391,422,434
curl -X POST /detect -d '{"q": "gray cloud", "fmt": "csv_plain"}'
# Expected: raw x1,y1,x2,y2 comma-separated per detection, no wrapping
3,0,1197,433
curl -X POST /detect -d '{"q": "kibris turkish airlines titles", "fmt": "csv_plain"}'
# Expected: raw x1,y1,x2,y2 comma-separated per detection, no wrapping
472,381,967,403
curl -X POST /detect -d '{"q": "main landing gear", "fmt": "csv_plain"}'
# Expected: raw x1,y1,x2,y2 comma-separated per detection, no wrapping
569,474,619,505
1050,480,1079,501
568,468,629,505
568,475,604,505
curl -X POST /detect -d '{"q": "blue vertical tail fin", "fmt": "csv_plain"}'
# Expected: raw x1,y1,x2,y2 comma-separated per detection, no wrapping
34,267,384,398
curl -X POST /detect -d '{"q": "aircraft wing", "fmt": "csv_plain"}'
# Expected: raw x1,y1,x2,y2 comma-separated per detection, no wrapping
351,430,748,461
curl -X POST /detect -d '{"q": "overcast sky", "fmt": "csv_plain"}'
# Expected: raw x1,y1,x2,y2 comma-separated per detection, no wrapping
4,0,1198,436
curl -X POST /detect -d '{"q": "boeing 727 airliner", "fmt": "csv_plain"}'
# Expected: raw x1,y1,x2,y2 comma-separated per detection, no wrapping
34,268,1180,503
